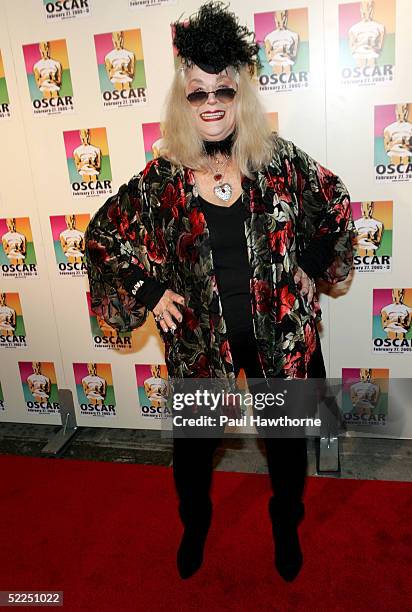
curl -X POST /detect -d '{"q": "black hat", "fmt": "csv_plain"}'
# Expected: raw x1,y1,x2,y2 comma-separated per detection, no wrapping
172,1,260,75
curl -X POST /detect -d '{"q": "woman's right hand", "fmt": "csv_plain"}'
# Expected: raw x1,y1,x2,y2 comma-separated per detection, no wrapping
153,289,185,334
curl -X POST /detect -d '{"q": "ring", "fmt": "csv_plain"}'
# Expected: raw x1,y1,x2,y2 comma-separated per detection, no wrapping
155,309,168,322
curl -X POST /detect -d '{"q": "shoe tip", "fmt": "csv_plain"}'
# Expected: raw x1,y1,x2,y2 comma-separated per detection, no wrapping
177,551,204,579
278,568,301,582
275,558,303,582
177,562,203,579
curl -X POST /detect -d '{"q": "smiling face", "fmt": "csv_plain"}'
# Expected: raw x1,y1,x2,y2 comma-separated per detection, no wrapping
184,65,238,142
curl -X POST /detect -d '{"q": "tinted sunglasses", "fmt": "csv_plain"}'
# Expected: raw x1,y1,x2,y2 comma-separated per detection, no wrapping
186,87,237,107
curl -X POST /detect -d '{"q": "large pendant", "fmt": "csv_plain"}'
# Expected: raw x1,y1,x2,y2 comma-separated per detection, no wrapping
213,183,232,201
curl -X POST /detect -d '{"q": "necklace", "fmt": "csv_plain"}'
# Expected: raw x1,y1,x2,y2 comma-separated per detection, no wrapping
206,154,233,202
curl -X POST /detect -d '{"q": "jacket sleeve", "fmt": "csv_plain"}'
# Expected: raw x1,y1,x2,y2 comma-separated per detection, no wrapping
84,164,168,332
288,141,356,284
297,232,340,279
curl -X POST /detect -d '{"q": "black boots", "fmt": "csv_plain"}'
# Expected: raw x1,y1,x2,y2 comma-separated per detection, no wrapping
268,496,304,582
176,498,213,579
172,435,307,580
173,437,218,579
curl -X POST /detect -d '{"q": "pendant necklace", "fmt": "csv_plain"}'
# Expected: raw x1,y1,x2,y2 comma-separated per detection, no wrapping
207,154,233,202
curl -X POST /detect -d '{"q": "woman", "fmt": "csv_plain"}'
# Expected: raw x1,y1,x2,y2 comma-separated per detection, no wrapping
85,2,355,583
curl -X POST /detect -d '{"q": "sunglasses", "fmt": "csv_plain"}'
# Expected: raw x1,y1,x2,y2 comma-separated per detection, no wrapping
186,87,237,107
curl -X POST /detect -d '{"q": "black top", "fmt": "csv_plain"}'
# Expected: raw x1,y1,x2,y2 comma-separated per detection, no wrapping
198,194,254,336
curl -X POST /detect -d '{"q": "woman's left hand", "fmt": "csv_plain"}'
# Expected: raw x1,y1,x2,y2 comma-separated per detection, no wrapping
294,266,316,304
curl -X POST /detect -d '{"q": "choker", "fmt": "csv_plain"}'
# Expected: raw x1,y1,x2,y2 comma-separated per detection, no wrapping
202,132,234,157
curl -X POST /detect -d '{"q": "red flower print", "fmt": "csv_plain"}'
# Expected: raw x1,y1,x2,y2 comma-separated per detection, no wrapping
192,353,210,378
283,351,303,378
189,208,205,238
117,212,131,240
277,285,297,320
249,188,265,213
220,339,233,366
210,274,218,294
129,194,142,216
314,198,351,239
315,226,331,237
304,322,317,366
144,228,167,264
317,163,336,202
175,176,187,209
159,183,179,219
185,168,196,186
107,201,121,224
284,158,293,184
130,258,146,271
268,221,293,256
183,307,199,331
87,240,109,264
266,173,286,196
176,233,196,263
106,201,137,242
334,198,351,227
265,172,293,203
142,159,158,179
251,279,271,314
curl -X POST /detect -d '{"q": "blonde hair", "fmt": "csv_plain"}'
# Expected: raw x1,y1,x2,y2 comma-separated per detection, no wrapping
161,66,275,178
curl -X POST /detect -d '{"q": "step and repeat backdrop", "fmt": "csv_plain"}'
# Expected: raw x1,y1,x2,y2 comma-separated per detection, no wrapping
0,0,411,437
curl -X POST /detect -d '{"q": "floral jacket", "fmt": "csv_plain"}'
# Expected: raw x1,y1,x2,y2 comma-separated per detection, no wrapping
85,135,355,384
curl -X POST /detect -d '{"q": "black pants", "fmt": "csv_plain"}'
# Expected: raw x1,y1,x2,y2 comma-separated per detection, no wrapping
172,327,326,524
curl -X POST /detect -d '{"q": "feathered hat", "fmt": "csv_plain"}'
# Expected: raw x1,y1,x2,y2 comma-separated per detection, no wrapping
172,1,260,75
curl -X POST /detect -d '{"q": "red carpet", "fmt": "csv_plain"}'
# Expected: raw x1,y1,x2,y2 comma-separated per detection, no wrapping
0,454,411,612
